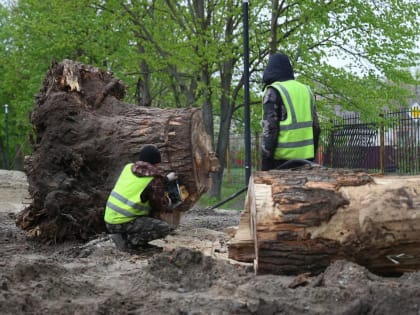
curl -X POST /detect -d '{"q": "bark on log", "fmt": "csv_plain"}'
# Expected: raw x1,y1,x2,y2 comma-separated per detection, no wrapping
16,59,218,242
228,166,420,276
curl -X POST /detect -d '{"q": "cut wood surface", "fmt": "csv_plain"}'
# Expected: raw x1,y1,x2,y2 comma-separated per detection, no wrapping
225,185,255,263
228,166,420,276
16,59,218,242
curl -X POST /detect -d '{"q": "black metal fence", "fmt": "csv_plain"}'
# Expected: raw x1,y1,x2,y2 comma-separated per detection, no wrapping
320,110,420,175
1,110,418,180
226,109,420,187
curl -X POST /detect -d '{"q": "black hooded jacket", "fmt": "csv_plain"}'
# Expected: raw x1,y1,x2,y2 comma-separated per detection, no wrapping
261,53,320,171
262,53,295,87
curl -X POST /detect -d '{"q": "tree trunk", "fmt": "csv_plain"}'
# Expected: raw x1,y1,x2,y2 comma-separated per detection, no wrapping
228,167,420,276
16,59,218,243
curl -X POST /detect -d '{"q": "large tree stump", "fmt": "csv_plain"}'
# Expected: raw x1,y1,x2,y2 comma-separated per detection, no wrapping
228,166,420,276
16,59,218,242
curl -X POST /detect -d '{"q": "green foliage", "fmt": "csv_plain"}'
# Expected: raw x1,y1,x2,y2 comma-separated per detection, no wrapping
0,0,419,180
0,0,110,163
293,0,420,117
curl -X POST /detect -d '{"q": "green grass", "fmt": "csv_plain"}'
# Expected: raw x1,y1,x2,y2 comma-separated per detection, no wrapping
198,168,249,211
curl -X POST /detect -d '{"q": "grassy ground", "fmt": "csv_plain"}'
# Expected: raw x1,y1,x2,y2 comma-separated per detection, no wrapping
198,167,248,211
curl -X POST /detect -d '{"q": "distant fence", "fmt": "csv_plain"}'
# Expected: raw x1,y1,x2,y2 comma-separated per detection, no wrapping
226,109,420,187
0,140,25,171
320,110,420,175
2,109,418,181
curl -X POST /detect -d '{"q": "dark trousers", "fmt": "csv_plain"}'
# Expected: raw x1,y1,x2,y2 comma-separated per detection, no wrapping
106,216,171,250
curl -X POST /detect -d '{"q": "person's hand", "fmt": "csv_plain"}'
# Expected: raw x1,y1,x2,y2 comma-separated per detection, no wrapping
166,172,178,181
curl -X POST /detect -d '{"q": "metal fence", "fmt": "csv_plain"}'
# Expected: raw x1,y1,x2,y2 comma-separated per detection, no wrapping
226,109,420,187
320,110,420,175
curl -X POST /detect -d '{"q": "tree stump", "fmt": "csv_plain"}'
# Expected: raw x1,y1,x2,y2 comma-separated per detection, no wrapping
16,59,218,242
228,166,420,276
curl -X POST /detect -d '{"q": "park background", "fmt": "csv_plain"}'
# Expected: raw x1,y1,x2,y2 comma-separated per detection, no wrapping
0,0,419,207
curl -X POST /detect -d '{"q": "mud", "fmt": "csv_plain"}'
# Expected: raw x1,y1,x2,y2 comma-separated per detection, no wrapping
1,170,420,315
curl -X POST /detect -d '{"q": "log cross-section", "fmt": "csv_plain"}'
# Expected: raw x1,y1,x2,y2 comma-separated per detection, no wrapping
228,166,420,276
16,59,218,242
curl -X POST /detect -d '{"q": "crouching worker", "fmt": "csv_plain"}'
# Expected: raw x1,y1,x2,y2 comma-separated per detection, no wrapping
104,144,176,250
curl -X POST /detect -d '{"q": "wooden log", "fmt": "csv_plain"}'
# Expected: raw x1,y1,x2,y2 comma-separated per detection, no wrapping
228,166,420,276
16,59,218,242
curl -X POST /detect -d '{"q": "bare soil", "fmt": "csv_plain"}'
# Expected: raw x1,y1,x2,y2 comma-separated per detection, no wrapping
1,170,420,315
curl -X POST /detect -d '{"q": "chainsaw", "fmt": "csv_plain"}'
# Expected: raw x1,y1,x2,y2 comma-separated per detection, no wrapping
166,179,182,208
165,177,189,209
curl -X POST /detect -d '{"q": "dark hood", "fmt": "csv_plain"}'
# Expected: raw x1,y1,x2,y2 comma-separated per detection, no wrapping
262,53,295,87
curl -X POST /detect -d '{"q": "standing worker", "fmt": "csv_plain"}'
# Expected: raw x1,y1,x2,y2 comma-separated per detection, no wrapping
260,52,321,171
104,144,177,250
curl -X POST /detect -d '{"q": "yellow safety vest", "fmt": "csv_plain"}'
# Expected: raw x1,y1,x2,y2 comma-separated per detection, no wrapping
268,80,315,160
104,163,153,224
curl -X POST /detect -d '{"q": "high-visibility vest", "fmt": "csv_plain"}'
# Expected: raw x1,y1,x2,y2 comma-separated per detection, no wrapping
104,163,153,224
268,80,315,160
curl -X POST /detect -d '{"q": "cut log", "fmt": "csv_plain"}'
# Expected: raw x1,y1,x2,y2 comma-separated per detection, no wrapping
225,185,255,263
16,59,218,242
228,166,420,276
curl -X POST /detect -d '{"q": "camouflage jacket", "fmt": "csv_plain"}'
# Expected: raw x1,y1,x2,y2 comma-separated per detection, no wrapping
131,161,171,217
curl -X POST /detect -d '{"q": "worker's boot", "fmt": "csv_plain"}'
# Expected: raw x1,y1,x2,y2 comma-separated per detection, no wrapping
109,233,128,250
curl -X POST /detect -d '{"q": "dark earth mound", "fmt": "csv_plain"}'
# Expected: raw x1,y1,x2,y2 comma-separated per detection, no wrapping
1,170,420,314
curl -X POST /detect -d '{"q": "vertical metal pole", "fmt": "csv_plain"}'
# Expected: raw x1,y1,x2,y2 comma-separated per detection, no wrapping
243,0,251,186
379,118,385,175
4,104,9,170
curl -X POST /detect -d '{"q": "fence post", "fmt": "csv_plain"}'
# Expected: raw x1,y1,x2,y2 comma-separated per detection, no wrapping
0,137,5,169
226,143,231,185
379,115,385,175
4,104,10,170
329,121,335,167
254,131,260,171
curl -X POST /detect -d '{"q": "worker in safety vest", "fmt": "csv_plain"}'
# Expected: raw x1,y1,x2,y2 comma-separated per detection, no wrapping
261,53,321,171
104,144,177,250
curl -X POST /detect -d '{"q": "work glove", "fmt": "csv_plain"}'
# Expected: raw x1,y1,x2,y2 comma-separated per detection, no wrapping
166,172,178,182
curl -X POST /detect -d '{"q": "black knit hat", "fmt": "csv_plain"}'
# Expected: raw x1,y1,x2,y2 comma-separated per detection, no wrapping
138,145,161,164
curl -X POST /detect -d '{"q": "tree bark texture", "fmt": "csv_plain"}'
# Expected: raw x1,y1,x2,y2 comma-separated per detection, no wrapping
228,166,420,276
16,59,218,243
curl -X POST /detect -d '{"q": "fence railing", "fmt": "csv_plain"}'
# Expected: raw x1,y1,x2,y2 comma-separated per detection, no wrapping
320,110,420,175
2,110,419,183
226,109,420,187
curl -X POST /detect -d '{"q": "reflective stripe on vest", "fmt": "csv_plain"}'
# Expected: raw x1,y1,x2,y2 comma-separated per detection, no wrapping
269,80,315,160
104,163,153,224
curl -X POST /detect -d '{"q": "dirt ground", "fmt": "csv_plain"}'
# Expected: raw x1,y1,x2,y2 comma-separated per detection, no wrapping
1,170,420,315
